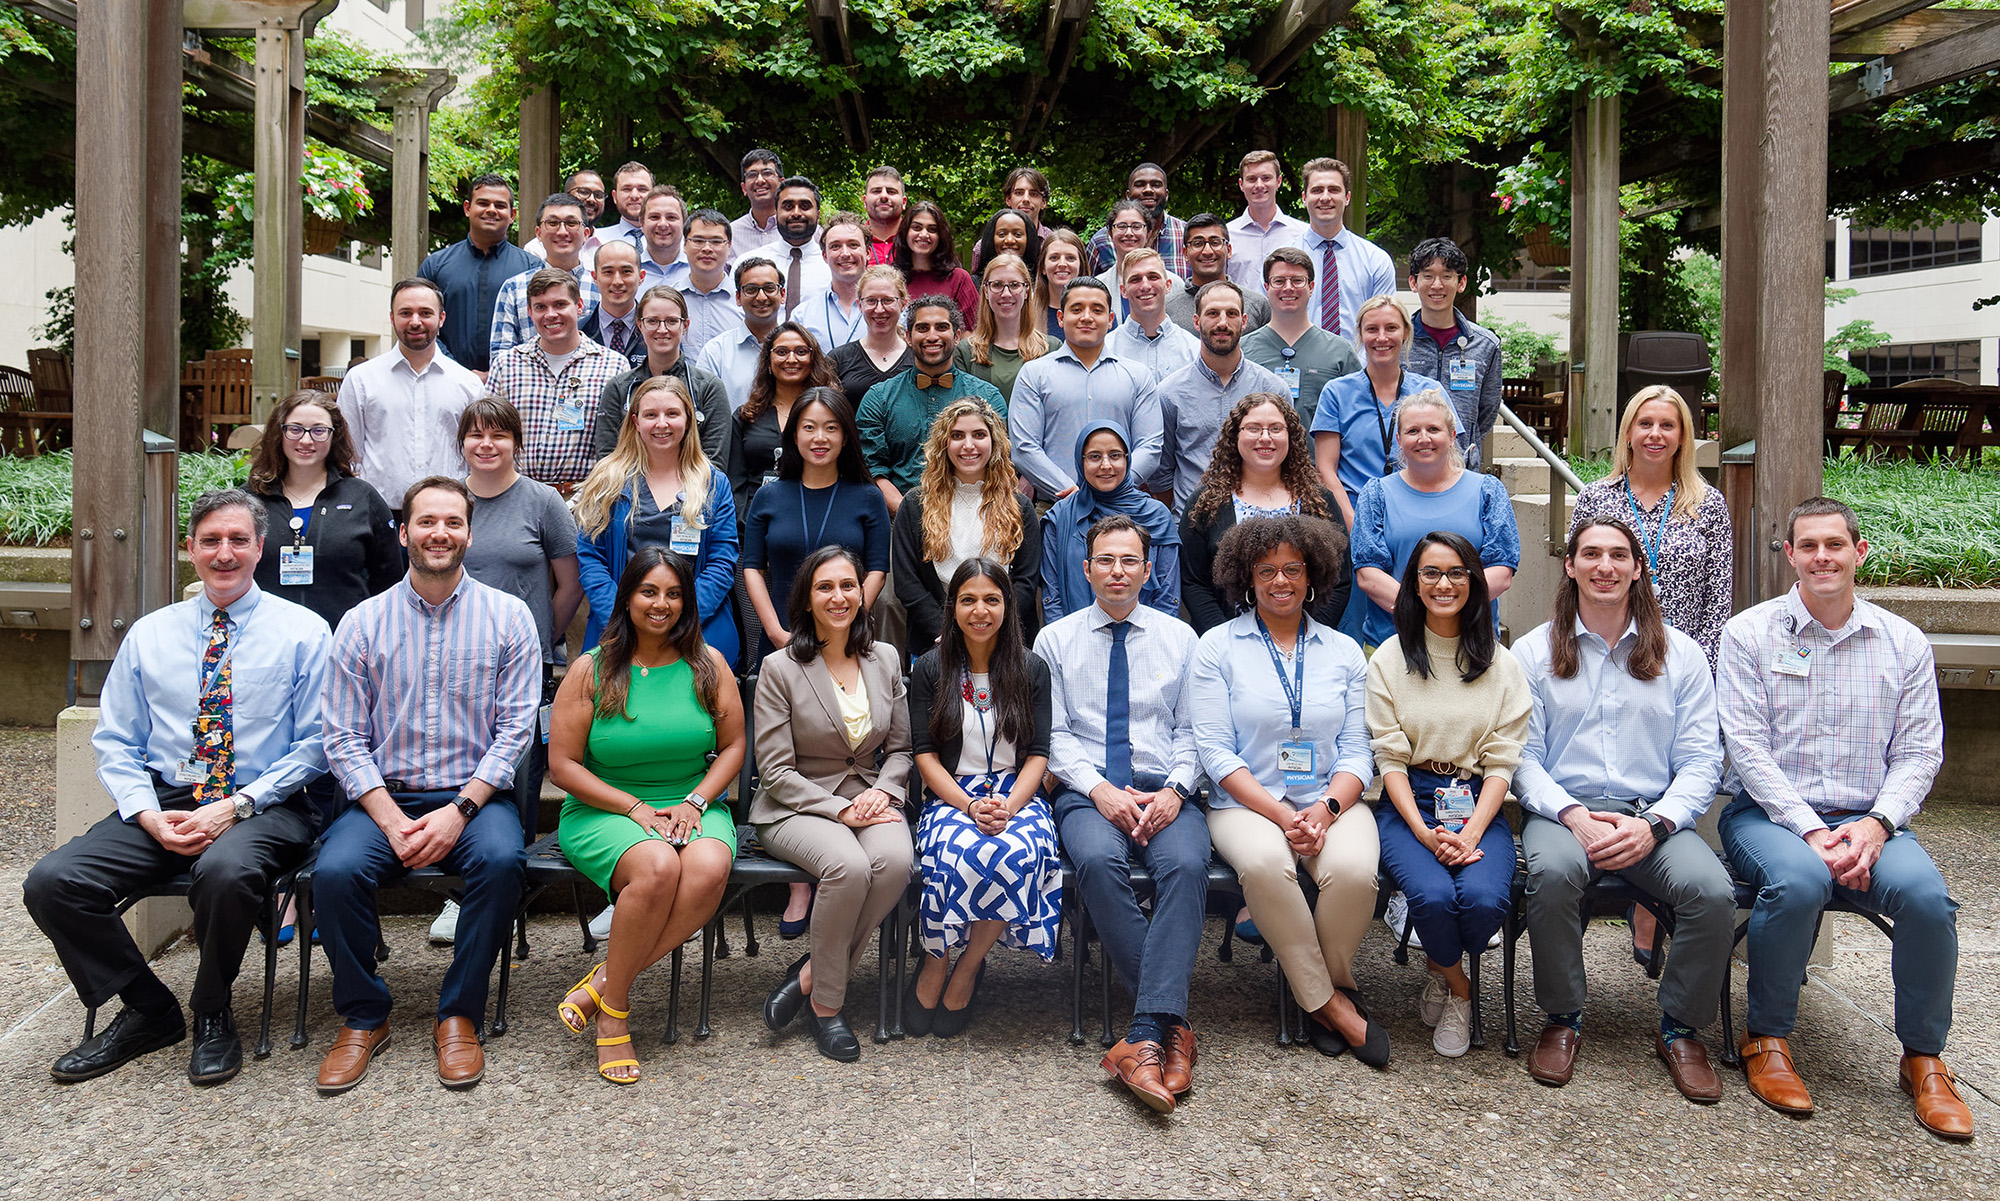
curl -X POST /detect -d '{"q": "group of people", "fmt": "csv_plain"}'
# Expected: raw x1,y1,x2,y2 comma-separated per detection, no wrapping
20,146,1968,1143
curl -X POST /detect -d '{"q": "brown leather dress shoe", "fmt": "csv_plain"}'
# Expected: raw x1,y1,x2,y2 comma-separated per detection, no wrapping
1740,1036,1813,1115
1655,1035,1722,1104
1161,1025,1197,1096
1527,1025,1579,1086
1901,1054,1975,1141
1100,1039,1175,1114
316,1024,390,1095
435,1016,484,1089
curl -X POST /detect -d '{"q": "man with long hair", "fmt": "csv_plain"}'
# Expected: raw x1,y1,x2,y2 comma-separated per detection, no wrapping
1511,518,1733,1103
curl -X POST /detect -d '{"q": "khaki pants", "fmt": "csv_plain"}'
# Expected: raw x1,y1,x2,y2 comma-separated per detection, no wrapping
755,812,914,1013
1208,802,1380,1014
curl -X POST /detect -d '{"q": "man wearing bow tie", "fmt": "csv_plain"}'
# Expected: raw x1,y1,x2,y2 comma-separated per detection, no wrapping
854,295,1005,517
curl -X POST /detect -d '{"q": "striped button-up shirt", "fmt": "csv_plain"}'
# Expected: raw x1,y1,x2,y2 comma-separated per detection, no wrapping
487,263,601,365
1008,342,1164,500
487,336,628,488
1035,600,1201,798
1287,226,1398,345
1719,587,1944,836
1512,618,1724,834
322,573,540,801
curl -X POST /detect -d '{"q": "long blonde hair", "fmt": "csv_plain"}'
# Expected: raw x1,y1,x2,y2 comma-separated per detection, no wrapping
917,398,1024,562
574,375,715,536
965,253,1049,366
1610,385,1708,520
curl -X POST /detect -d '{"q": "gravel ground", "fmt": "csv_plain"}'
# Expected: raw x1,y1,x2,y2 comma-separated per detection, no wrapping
0,724,1993,1199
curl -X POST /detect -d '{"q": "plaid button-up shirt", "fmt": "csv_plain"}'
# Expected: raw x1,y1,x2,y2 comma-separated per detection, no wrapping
487,336,627,489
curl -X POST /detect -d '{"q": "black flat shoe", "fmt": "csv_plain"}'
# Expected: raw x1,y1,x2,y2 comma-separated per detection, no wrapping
763,954,810,1032
51,1005,187,1083
931,999,973,1039
810,1012,861,1062
778,889,816,940
1337,987,1392,1070
1305,1019,1349,1058
901,978,936,1037
187,1009,242,1086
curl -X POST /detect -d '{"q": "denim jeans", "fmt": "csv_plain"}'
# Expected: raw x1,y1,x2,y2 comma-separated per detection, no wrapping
1375,768,1516,968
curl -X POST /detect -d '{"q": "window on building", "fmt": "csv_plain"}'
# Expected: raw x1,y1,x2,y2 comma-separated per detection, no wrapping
1849,340,1981,388
360,244,384,270
300,338,321,377
1848,222,1984,277
1490,249,1571,293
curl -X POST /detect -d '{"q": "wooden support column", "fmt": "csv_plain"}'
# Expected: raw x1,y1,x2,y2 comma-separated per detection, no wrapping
519,84,561,247
1568,87,1621,453
372,69,457,283
1722,0,1830,604
72,0,183,686
1334,105,1368,236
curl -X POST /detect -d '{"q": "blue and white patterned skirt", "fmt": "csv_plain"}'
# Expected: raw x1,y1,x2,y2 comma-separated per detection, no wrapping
916,772,1063,960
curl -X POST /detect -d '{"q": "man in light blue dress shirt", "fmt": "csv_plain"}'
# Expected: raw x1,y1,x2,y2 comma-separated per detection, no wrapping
1033,515,1206,1114
25,489,331,1087
1009,279,1164,501
1286,158,1396,345
1512,517,1732,1103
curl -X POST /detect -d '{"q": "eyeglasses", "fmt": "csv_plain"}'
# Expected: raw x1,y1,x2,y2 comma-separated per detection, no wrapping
1417,567,1473,585
539,218,585,231
743,169,781,182
739,283,783,296
1253,562,1307,583
567,187,605,200
685,235,728,248
1088,555,1146,571
281,424,333,442
1239,424,1288,439
1186,237,1229,251
770,347,814,360
1109,223,1148,235
1081,449,1127,466
861,297,902,310
639,316,685,331
985,281,1027,295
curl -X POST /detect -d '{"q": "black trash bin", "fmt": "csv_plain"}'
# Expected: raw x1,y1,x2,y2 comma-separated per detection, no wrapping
1617,331,1713,420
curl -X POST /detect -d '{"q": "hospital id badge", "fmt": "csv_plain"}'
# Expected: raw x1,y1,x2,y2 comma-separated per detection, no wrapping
669,515,702,555
175,758,212,785
1275,363,1301,403
1774,645,1813,677
1435,782,1475,832
1278,738,1317,786
555,392,588,432
539,703,554,745
1449,360,1476,391
278,544,314,586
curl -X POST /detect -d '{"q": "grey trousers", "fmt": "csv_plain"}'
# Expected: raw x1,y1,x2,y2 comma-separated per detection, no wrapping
1520,801,1736,1028
756,812,914,1013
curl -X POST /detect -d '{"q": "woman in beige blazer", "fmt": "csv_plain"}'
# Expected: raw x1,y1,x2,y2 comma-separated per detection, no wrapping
751,545,915,1062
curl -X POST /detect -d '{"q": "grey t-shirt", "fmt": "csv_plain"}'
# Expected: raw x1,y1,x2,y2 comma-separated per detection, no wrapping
463,475,579,663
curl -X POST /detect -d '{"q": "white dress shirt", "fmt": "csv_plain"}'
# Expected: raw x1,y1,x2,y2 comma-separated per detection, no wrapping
336,346,483,510
1035,601,1201,797
738,240,832,311
1226,207,1308,293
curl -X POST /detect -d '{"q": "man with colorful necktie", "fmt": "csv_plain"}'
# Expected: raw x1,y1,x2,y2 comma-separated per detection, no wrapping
25,489,333,1086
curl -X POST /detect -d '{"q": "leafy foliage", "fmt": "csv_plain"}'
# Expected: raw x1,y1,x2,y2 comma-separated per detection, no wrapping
0,452,249,546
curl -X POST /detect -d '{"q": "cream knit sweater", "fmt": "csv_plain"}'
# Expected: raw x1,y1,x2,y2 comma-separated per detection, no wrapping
1365,627,1532,782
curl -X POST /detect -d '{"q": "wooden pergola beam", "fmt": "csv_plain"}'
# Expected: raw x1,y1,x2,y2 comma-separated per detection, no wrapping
1831,9,1999,60
1830,0,1938,38
1829,17,2000,114
804,0,869,154
1155,0,1350,174
1011,0,1092,152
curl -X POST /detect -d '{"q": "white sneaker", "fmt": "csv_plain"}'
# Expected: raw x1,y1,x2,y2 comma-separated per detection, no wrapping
1433,995,1472,1058
428,899,460,946
588,903,616,941
1384,892,1424,953
1487,927,1504,950
1419,972,1450,1027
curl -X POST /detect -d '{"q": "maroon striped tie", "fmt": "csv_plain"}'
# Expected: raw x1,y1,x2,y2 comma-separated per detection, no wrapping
1319,239,1340,335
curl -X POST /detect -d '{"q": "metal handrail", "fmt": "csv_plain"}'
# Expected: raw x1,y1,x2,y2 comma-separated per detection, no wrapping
1496,403,1585,555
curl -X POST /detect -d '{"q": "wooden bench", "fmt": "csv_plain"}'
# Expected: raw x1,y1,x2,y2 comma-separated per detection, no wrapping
1501,376,1567,450
1829,380,2000,460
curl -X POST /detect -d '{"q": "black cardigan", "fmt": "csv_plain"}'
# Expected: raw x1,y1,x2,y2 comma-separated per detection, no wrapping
907,647,1052,788
891,489,1042,654
251,472,402,630
1179,486,1352,634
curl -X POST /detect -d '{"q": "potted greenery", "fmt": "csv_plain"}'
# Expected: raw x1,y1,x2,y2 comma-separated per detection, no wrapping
1495,143,1570,267
216,146,374,256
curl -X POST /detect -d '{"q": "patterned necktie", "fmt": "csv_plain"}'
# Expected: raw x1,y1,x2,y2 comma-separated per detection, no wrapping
787,247,803,318
607,317,628,354
191,608,235,802
1319,237,1341,336
1103,621,1132,789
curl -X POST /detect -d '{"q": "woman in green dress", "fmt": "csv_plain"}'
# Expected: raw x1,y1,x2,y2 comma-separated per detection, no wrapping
548,545,747,1084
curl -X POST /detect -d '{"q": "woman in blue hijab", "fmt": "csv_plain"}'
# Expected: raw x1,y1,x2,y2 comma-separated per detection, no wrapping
1039,420,1181,624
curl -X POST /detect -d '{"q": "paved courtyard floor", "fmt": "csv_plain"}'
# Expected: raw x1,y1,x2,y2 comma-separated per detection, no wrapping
0,728,1992,1199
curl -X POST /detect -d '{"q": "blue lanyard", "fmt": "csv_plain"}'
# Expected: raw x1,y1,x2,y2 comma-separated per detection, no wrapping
800,482,839,551
1622,478,1675,576
1255,614,1307,737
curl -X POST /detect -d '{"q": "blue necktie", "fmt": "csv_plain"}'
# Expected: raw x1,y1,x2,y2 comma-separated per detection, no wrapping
1104,621,1132,789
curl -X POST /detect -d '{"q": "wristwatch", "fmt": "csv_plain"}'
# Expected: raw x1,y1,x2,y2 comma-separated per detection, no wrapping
1869,812,1898,838
1167,781,1195,804
454,795,479,822
233,795,254,823
1643,813,1672,845
685,792,710,813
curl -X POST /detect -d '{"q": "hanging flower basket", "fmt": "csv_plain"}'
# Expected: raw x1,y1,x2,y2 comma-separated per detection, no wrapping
1524,223,1570,268
303,213,348,255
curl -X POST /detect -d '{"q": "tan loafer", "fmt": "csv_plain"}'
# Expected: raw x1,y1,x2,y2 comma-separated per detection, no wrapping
1740,1035,1813,1115
435,1016,484,1089
1527,1024,1579,1086
316,1024,390,1095
1161,1025,1197,1096
1101,1039,1175,1114
1656,1034,1722,1104
1900,1053,1974,1141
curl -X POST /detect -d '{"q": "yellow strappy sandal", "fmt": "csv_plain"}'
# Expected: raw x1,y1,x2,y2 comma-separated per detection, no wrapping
595,998,639,1085
558,963,607,1034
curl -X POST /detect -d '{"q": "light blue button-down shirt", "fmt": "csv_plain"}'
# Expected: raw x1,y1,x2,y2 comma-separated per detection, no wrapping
1106,315,1200,382
1035,600,1201,797
1288,226,1397,344
1008,342,1165,500
92,585,332,820
1190,613,1373,808
798,288,866,352
1511,617,1725,834
1156,353,1291,508
640,252,691,293
693,321,768,412
678,277,740,363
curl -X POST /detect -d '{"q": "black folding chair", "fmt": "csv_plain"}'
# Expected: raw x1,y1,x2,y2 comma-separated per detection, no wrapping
1715,879,1894,1067
1063,854,1245,1047
1500,869,1673,1054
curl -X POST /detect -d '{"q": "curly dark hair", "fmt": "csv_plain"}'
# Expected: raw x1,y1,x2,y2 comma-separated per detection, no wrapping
1212,514,1346,617
1185,392,1332,528
741,321,837,425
